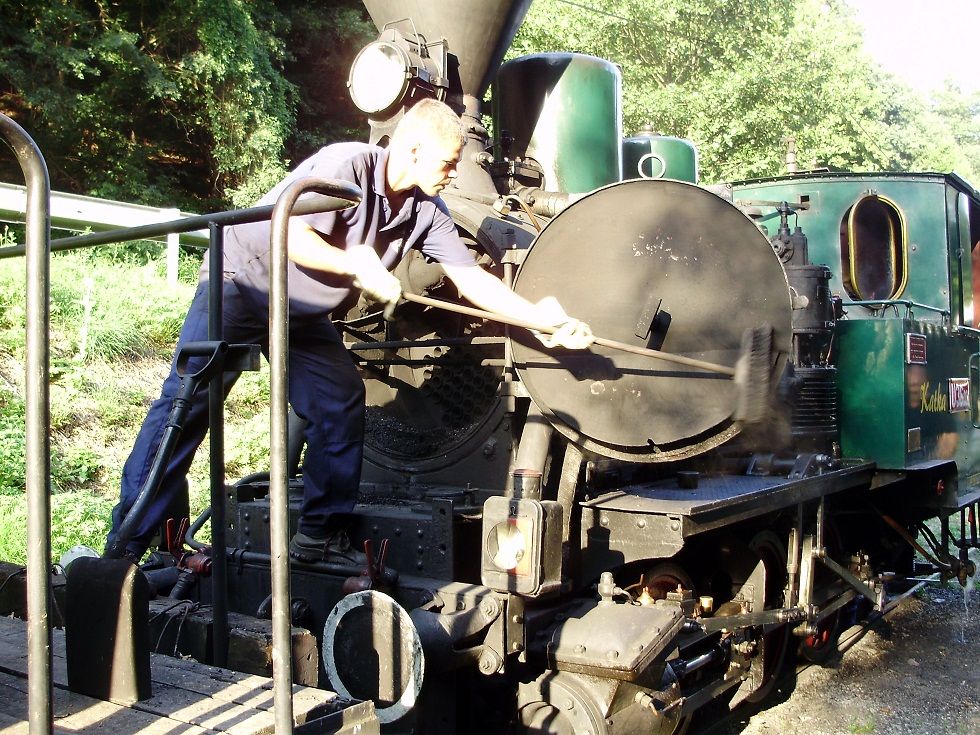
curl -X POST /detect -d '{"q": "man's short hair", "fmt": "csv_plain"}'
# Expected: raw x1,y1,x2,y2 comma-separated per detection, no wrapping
392,99,465,149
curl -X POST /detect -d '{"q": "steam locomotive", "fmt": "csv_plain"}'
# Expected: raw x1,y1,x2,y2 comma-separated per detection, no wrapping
188,1,980,732
7,1,980,734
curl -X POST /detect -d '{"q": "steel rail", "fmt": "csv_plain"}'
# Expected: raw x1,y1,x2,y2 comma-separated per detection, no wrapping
1,113,53,735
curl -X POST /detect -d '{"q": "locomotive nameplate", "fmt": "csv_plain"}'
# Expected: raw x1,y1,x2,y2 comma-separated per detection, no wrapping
949,377,970,413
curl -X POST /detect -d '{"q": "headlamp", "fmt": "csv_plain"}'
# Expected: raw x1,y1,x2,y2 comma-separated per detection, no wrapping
487,517,529,572
481,496,563,597
347,28,449,119
348,41,413,115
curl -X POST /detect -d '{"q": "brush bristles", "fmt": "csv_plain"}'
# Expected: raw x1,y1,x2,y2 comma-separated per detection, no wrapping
734,323,773,424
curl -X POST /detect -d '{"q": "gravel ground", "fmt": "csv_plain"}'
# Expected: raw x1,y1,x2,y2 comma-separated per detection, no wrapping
710,582,980,735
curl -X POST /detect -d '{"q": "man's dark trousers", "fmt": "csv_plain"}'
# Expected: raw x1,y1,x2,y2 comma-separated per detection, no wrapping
107,275,365,557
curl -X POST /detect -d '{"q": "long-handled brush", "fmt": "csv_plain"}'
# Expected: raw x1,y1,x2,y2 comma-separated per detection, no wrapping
399,292,774,424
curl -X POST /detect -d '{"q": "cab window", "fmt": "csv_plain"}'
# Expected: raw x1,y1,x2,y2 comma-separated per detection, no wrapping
839,195,908,301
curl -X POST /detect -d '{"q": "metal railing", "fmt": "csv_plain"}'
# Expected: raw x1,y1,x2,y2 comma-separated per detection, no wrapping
2,111,361,733
847,298,950,320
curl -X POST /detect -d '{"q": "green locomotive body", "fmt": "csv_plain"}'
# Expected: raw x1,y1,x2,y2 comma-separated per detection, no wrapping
733,173,980,495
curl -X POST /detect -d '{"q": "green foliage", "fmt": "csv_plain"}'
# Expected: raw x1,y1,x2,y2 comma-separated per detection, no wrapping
0,247,276,559
928,84,980,183
223,412,272,476
0,491,113,566
0,388,26,494
0,0,372,210
848,717,876,734
0,251,195,505
510,0,980,183
278,1,374,160
46,252,194,361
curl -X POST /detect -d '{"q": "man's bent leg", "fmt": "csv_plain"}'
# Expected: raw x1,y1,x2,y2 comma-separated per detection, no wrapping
286,318,365,541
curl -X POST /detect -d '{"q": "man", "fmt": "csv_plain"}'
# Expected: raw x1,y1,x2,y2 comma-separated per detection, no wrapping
107,98,592,564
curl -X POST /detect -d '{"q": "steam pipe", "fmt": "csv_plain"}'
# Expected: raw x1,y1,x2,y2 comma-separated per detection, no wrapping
512,404,553,497
1,112,53,735
511,186,583,218
268,177,361,734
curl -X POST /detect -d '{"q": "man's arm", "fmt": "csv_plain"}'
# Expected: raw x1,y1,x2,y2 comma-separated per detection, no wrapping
442,263,593,349
285,219,352,274
287,219,400,305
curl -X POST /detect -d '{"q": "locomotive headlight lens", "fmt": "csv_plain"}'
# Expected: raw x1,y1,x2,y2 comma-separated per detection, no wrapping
486,520,527,572
348,41,411,114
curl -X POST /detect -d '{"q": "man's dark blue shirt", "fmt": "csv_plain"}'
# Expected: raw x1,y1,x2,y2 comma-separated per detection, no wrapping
221,142,475,318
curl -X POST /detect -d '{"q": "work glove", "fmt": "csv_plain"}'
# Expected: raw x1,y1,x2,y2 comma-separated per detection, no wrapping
347,245,401,315
533,296,594,350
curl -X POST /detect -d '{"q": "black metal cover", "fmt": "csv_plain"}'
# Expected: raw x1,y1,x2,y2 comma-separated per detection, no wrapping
511,179,793,461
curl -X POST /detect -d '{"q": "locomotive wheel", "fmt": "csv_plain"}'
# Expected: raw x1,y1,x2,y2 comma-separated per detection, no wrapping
641,562,694,601
745,530,792,703
797,609,843,665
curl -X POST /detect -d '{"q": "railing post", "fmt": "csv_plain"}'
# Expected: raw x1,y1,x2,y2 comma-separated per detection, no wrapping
1,113,53,735
268,177,360,733
207,221,229,667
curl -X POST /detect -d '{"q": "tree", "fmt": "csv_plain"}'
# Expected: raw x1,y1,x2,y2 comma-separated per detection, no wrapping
508,0,979,183
928,83,980,183
0,0,374,210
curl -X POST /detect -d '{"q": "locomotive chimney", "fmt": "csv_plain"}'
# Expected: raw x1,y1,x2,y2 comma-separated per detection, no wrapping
362,0,532,102
360,0,533,192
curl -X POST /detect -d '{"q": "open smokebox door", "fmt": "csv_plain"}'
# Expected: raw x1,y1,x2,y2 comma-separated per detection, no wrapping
509,178,794,462
338,239,512,486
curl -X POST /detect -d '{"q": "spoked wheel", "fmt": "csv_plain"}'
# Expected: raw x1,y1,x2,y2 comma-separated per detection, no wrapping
745,530,792,703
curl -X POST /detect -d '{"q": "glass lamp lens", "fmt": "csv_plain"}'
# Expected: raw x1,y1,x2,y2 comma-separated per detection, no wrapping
349,43,409,114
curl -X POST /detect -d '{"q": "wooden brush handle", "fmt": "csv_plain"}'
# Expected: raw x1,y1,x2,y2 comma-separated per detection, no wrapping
401,292,736,377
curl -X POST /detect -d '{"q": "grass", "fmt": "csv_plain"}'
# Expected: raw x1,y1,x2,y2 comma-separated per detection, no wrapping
848,717,876,734
0,246,274,564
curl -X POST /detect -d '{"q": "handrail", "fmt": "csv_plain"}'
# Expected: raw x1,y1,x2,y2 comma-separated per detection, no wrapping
267,177,361,733
847,298,950,320
1,113,53,735
0,194,359,258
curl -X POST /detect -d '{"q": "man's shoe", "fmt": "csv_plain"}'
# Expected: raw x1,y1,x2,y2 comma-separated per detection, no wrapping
288,530,365,564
